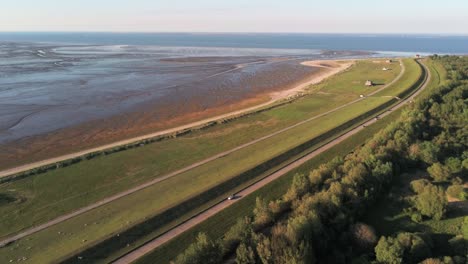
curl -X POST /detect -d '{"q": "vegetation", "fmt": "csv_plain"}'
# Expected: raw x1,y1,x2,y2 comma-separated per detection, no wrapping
136,106,407,264
0,60,401,238
162,56,466,264
0,60,414,262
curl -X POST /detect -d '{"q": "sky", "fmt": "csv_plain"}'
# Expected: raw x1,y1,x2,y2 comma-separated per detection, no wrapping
1,0,468,34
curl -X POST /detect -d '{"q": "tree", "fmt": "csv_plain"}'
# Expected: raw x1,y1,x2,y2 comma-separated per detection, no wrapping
447,184,467,200
410,179,431,194
236,243,257,264
253,197,273,228
427,162,451,182
396,232,432,263
375,236,404,264
350,223,378,253
223,217,254,253
463,217,468,240
414,184,447,220
175,233,222,264
414,141,440,164
284,173,310,202
445,157,462,174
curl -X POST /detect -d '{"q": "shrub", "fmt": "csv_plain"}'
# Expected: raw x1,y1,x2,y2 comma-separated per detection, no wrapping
375,236,404,264
410,179,431,194
253,197,273,229
411,212,423,223
175,233,222,264
446,184,467,200
223,217,253,253
350,223,378,253
236,243,257,264
427,162,451,182
463,217,468,239
414,184,448,220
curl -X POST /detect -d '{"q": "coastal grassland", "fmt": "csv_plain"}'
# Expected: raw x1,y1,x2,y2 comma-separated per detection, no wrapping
0,96,393,263
422,58,449,95
136,104,408,264
0,60,400,239
312,59,401,97
373,58,422,97
0,59,409,262
135,58,446,264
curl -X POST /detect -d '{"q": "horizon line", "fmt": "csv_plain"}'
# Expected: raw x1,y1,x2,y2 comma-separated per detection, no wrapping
1,31,468,36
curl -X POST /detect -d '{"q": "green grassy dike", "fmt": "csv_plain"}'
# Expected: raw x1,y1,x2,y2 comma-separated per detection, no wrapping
134,58,444,264
0,59,418,263
0,60,400,239
136,103,406,264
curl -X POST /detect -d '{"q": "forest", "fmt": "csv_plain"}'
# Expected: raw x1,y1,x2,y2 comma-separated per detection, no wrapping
173,56,468,264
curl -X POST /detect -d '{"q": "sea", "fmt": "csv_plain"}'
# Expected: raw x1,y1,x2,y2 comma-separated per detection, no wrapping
1,32,468,54
0,33,467,144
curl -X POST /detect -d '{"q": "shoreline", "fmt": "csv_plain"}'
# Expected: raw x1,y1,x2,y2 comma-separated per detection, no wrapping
0,59,353,177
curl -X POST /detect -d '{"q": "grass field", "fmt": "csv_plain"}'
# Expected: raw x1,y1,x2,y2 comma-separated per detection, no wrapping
135,101,409,264
0,59,401,237
0,59,411,263
135,58,446,264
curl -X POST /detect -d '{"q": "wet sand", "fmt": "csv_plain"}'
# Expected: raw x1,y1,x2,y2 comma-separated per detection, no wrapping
0,43,364,170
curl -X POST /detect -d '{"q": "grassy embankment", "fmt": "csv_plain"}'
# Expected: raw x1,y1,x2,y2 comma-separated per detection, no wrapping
135,58,444,264
0,60,411,263
67,59,425,263
0,60,400,236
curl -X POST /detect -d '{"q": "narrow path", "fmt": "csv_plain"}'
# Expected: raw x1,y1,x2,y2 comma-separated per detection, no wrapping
112,60,429,264
0,60,350,179
0,60,406,247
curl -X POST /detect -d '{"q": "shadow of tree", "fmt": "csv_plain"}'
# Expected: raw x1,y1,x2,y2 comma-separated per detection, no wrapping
0,193,16,206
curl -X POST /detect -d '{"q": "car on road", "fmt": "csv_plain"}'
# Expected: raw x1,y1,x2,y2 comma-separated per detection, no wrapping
227,194,236,200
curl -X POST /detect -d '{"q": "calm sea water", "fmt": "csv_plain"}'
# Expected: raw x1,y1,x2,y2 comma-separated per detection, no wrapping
0,32,467,54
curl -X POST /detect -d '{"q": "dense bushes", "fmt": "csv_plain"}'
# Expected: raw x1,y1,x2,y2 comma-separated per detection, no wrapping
412,183,447,220
174,233,222,264
375,233,432,264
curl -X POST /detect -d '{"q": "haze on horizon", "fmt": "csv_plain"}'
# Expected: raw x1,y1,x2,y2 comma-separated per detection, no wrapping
1,0,468,34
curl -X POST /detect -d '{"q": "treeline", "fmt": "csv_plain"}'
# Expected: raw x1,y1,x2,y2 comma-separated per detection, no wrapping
172,56,467,264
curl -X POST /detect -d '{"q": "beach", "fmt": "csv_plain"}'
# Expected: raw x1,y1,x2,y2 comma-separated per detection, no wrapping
0,43,361,170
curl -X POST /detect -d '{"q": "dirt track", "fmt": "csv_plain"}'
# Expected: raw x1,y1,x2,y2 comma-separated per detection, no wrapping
0,59,407,249
111,60,428,264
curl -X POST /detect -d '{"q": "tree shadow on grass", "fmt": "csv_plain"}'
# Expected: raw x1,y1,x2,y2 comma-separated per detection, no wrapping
0,193,17,206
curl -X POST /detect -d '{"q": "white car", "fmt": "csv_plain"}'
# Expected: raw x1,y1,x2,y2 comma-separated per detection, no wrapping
227,194,236,200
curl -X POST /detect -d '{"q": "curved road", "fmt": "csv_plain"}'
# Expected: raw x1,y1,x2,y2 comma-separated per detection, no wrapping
0,60,407,248
112,59,429,264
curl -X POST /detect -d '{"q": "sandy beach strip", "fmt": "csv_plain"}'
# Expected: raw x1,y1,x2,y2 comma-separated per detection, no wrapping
0,60,353,177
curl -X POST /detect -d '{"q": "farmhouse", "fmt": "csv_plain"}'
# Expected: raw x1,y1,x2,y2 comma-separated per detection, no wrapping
365,80,374,86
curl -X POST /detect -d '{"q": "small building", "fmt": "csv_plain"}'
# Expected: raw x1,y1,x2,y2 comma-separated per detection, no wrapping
386,59,393,63
365,80,374,86
360,94,365,98
382,67,389,71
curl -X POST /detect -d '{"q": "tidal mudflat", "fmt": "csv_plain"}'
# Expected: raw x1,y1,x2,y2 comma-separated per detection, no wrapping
0,42,368,168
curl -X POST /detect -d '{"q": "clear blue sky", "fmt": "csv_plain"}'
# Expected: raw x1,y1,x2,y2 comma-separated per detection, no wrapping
2,0,468,34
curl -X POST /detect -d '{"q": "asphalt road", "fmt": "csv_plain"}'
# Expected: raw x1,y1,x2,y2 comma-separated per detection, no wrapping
111,60,429,264
0,60,407,248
